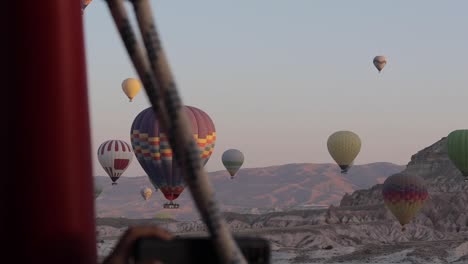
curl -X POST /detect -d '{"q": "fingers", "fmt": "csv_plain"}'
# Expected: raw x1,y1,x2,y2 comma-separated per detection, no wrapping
102,225,173,264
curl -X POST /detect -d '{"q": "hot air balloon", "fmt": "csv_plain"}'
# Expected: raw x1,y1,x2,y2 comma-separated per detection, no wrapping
131,106,216,209
81,0,93,11
97,140,134,185
222,149,244,179
447,130,468,182
94,185,103,199
327,131,361,174
122,78,142,102
140,187,153,201
382,173,428,231
373,55,387,73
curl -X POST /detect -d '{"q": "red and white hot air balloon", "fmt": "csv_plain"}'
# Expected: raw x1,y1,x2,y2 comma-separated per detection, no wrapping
97,139,133,185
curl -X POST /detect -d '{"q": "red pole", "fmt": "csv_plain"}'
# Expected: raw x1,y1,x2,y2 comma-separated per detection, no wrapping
4,1,96,263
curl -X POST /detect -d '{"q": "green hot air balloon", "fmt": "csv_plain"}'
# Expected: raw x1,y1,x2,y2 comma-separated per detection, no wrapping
222,149,244,179
447,129,468,181
382,173,429,231
327,131,361,174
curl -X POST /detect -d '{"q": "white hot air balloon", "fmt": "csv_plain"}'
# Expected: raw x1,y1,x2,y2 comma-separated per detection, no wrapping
222,149,244,179
97,140,134,185
373,55,387,73
140,187,153,201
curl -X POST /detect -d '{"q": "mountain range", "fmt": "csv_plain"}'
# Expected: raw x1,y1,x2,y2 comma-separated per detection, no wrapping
95,162,403,220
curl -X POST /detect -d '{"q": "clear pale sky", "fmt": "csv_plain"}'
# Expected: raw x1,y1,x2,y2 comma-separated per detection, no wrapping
83,1,468,177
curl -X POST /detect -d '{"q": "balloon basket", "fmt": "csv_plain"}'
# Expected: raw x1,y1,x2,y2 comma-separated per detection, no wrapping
112,182,118,186
164,203,179,209
230,176,234,180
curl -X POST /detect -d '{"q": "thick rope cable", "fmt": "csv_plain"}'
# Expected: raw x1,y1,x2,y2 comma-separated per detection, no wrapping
104,1,247,263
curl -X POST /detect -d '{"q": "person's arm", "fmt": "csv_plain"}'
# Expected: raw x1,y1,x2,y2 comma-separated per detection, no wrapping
102,226,173,264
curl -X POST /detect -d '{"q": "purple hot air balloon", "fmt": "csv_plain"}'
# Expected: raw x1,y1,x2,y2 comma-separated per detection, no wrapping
130,106,216,209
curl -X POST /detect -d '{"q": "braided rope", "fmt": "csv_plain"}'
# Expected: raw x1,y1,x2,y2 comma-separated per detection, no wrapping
105,1,246,263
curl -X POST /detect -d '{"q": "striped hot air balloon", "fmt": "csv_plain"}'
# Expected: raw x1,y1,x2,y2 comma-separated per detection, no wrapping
382,173,428,231
130,106,216,209
97,140,134,185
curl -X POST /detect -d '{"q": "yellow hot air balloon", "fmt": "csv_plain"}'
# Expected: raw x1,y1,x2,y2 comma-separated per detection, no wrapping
122,78,142,102
327,130,361,174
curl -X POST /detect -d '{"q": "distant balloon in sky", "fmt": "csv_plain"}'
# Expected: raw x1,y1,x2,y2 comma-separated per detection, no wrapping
447,130,468,182
141,187,153,201
222,149,244,179
131,106,216,209
122,78,142,102
382,173,428,231
373,55,387,73
97,140,134,185
81,0,93,11
327,131,361,174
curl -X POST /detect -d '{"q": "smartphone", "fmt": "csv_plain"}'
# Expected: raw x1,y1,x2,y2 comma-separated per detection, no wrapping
132,236,271,264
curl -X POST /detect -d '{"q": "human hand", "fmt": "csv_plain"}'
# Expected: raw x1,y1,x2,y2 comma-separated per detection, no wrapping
102,225,174,264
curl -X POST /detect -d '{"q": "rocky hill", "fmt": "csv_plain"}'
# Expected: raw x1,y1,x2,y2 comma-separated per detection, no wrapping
340,137,468,233
95,162,403,220
96,138,468,263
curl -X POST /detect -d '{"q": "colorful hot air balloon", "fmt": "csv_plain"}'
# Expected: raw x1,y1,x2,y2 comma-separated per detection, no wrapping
447,129,468,182
122,78,142,102
327,131,361,174
131,106,216,209
140,187,153,201
382,173,428,231
97,140,134,185
373,55,387,73
222,149,244,179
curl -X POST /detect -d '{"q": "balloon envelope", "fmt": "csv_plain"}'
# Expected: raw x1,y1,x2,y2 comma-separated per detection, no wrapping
373,55,387,73
447,130,468,180
382,173,428,229
327,131,361,173
97,140,133,185
94,185,102,199
130,106,216,204
141,187,153,201
82,0,93,11
222,149,244,178
122,78,142,102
